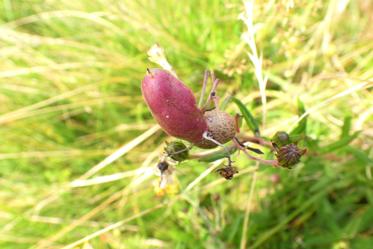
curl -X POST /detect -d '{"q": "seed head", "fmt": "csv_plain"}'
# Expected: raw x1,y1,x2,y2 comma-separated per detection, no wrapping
216,157,238,180
195,109,236,148
217,166,238,180
275,143,306,169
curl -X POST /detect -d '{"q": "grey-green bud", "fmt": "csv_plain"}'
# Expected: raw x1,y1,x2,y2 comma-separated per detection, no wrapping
272,131,291,147
165,141,189,162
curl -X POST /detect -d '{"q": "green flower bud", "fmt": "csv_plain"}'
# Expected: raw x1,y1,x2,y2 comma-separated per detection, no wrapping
165,141,189,162
272,131,291,147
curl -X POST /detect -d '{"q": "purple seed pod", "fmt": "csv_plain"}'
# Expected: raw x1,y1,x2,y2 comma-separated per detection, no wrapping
142,69,208,144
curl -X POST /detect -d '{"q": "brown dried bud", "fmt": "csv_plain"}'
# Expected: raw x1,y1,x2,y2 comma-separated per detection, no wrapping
275,144,306,169
216,166,238,180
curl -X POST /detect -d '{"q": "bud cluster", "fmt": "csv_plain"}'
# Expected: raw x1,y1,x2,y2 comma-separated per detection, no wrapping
272,131,307,169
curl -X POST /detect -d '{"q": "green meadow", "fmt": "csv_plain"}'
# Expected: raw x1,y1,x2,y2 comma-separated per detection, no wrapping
0,0,372,248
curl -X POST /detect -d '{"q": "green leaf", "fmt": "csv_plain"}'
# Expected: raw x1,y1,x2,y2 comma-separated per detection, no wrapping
341,116,352,139
320,116,360,154
320,131,360,154
290,98,307,136
232,97,260,136
346,147,373,165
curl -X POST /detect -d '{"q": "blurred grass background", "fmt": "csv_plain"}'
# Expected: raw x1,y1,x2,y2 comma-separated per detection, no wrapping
0,0,372,248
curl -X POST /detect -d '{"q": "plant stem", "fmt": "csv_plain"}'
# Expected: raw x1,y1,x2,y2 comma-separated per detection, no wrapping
233,138,278,167
236,133,274,149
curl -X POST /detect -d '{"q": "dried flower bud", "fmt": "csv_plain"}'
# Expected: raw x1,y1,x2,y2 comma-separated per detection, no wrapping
216,157,238,180
216,166,238,180
275,143,306,169
147,44,175,76
165,141,189,162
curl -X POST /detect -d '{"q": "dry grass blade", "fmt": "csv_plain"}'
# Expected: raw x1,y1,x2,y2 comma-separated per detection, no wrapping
79,125,160,180
183,159,224,193
0,149,112,160
240,165,258,249
289,81,372,132
2,10,122,33
2,126,159,240
0,84,93,124
60,204,164,249
34,191,125,249
34,139,162,249
0,62,104,78
239,2,267,246
70,169,144,187
240,0,268,127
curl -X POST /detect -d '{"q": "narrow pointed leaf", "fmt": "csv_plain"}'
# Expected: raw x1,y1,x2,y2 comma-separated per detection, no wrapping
320,131,360,154
341,116,352,138
232,97,260,136
290,98,307,136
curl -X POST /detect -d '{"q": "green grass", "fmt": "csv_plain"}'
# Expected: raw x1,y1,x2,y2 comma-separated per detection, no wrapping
0,0,372,248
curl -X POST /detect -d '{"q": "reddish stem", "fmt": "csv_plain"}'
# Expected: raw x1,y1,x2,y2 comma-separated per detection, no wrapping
236,134,274,149
232,138,278,167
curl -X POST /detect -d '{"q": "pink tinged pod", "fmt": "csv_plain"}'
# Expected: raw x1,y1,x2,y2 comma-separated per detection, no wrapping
141,69,208,144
